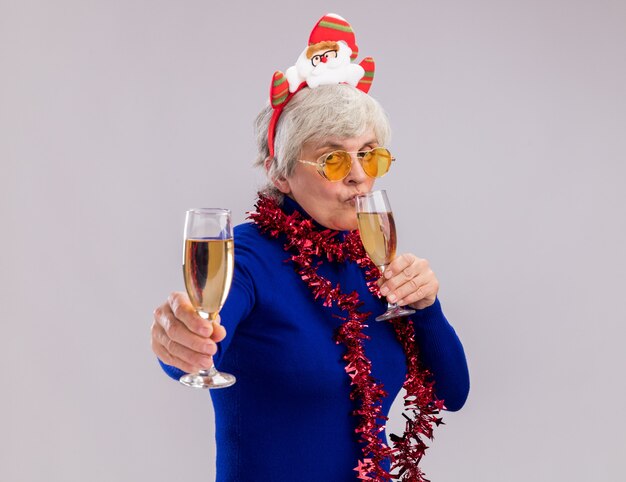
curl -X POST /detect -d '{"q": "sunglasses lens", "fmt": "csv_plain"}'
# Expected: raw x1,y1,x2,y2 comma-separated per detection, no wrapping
362,147,392,178
323,151,352,181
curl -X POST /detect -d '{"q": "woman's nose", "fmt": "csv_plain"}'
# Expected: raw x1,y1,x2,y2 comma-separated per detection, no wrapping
344,155,368,184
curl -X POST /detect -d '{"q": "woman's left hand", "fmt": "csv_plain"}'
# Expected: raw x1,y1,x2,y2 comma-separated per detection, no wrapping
378,254,439,310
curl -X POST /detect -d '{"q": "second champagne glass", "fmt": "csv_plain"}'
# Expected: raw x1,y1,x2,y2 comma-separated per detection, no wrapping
355,190,416,321
179,208,236,389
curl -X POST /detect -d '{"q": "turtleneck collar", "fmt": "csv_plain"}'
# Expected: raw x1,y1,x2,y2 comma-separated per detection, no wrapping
280,195,309,219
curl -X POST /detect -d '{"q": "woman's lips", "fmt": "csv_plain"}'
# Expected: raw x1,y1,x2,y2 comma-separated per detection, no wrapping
345,194,360,206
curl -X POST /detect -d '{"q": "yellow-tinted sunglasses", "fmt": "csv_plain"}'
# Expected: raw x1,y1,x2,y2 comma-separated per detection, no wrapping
298,147,395,182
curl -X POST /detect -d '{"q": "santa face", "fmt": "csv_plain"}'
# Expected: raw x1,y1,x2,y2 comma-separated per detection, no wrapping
297,41,352,78
310,48,338,67
284,38,365,92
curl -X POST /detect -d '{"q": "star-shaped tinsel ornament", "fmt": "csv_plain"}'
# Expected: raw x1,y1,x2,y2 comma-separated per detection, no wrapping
354,458,375,480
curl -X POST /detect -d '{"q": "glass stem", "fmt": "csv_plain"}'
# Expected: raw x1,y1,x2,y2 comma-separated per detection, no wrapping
198,366,217,377
380,264,400,312
197,310,217,378
379,264,392,306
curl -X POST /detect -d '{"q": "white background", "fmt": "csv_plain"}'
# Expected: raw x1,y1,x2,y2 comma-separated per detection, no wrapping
2,1,625,480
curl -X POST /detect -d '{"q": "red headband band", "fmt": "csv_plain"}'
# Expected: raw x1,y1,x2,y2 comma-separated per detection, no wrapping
267,13,375,158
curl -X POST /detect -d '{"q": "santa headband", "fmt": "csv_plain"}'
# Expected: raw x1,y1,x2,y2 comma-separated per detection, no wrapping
267,13,375,158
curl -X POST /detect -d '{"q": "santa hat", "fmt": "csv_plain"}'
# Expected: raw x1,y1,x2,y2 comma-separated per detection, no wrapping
308,13,359,60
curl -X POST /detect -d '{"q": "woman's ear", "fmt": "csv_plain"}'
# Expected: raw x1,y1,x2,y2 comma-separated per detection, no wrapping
264,157,291,194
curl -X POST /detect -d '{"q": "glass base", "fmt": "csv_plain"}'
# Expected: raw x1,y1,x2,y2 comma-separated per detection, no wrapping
375,305,416,322
179,366,236,389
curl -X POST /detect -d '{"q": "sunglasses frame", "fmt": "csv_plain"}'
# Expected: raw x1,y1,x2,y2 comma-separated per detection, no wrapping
298,147,395,182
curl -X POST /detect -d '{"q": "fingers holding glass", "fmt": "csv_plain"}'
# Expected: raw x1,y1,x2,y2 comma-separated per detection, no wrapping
152,298,219,366
379,255,439,309
167,291,214,337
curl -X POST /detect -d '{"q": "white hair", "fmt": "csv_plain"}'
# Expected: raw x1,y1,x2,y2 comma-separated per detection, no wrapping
254,84,392,202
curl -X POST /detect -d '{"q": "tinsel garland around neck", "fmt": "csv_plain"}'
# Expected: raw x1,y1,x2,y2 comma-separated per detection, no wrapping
248,195,445,482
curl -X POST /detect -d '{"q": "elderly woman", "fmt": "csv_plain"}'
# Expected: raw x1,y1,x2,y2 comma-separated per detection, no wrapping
151,14,469,482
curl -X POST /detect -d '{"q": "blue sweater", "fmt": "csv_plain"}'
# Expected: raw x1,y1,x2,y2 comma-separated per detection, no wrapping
159,197,470,481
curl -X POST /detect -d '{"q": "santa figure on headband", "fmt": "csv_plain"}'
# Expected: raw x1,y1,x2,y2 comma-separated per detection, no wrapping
284,13,372,92
267,13,375,156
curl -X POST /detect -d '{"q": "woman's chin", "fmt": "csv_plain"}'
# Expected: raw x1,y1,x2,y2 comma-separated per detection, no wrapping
334,218,358,232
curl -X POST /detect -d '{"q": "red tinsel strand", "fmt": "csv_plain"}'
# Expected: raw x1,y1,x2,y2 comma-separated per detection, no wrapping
248,195,443,481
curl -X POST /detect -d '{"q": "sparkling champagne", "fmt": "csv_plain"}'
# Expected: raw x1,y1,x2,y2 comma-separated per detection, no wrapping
357,211,397,269
183,238,234,320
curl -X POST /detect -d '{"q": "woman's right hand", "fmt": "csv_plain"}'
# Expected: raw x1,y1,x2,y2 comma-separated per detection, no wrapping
151,291,227,373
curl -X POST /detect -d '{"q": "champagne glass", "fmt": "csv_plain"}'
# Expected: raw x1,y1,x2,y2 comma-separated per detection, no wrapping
355,190,416,321
179,208,236,389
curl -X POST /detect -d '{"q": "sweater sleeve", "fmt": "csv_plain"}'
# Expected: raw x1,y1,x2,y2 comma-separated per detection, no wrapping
411,298,470,411
157,228,257,381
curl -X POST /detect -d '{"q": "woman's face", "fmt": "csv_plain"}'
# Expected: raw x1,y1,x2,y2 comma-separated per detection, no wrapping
275,129,378,231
